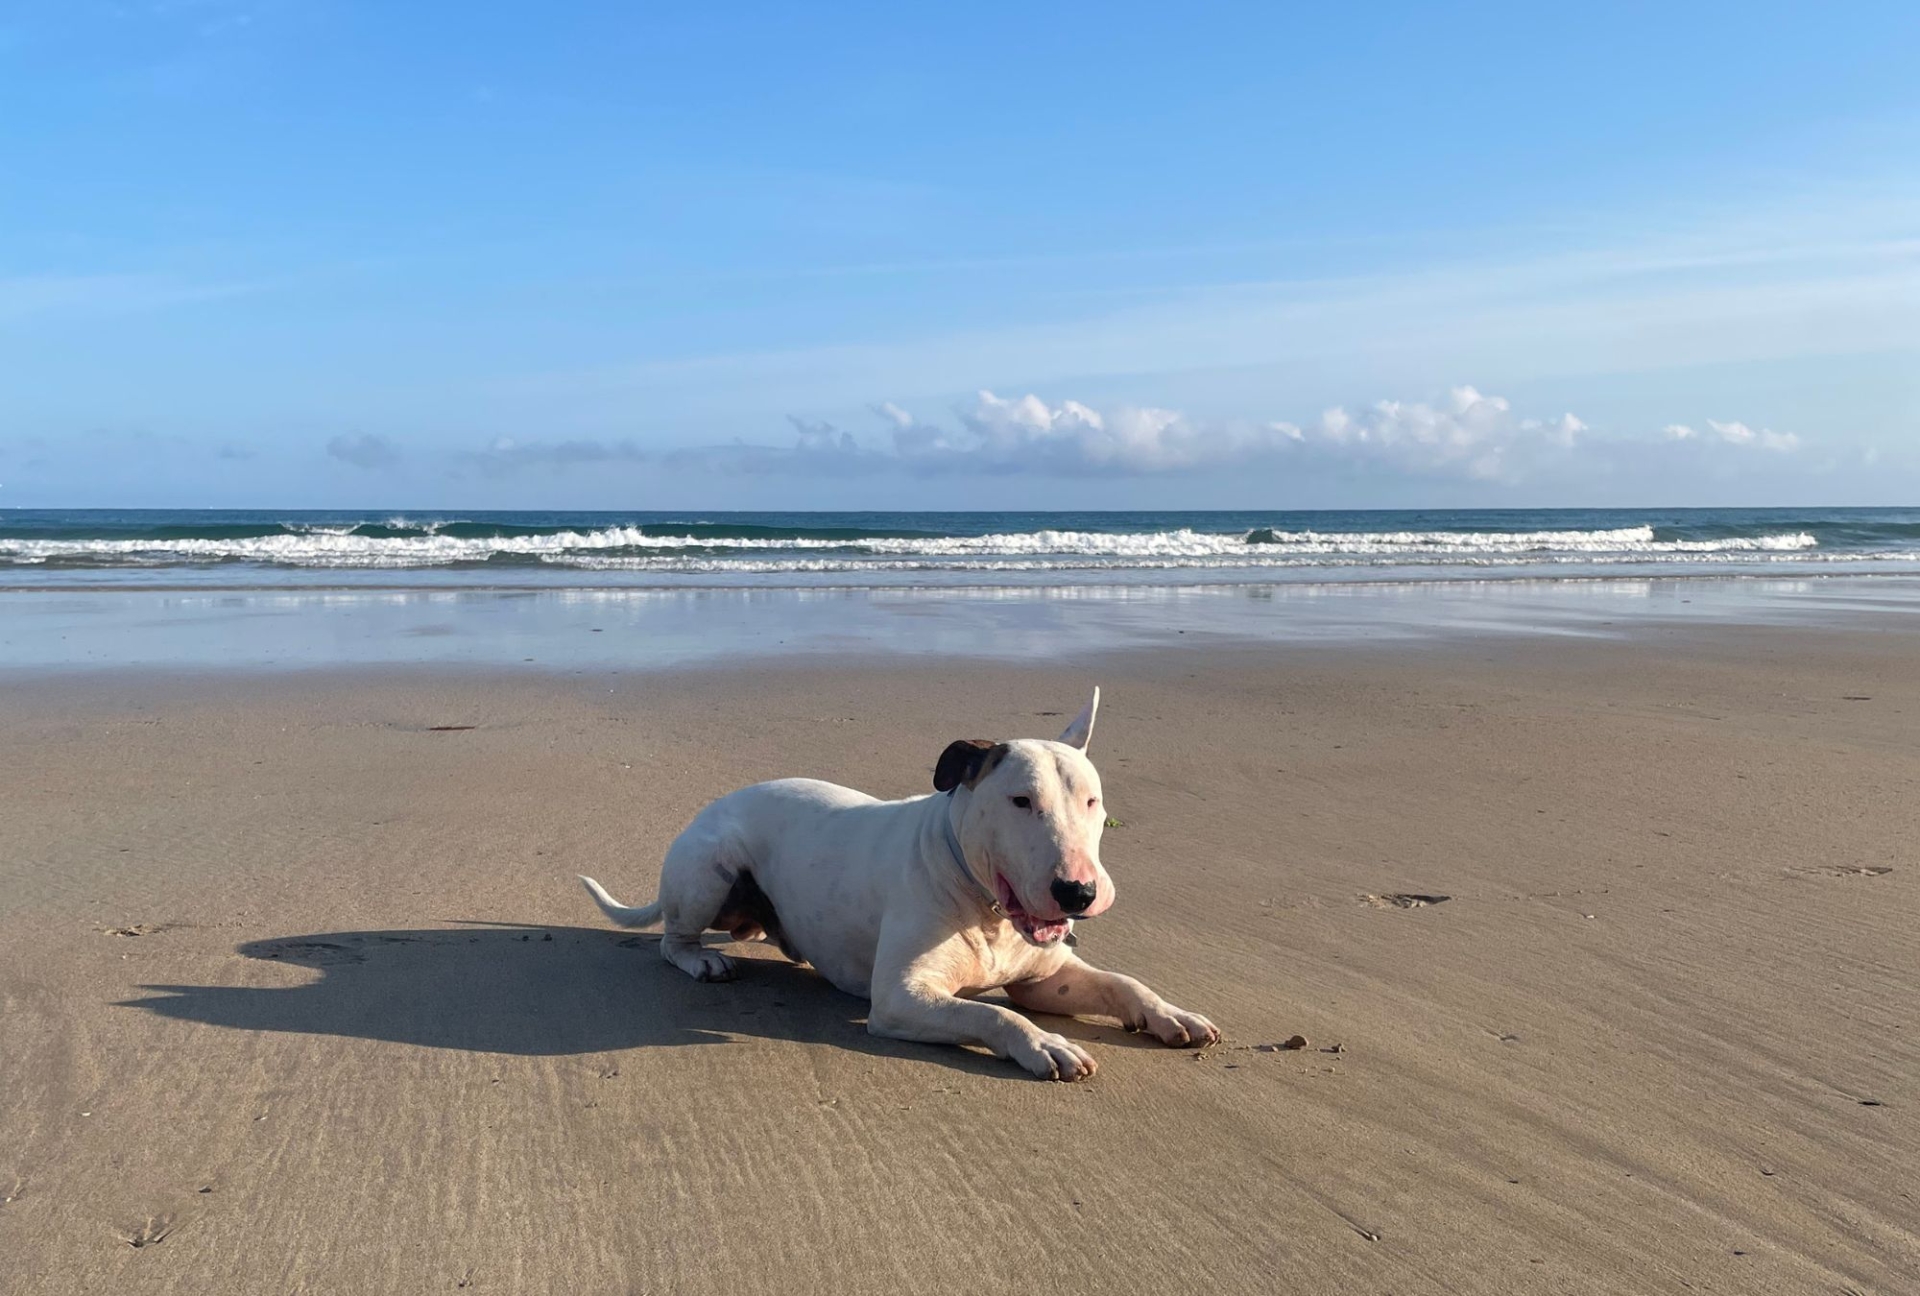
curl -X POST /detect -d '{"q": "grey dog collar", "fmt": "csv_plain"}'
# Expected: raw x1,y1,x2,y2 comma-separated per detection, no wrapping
941,801,1004,916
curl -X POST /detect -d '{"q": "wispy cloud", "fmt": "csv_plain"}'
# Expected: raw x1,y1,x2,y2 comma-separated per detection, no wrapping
144,0,273,39
0,272,267,324
326,433,401,470
454,430,884,479
454,437,650,477
499,185,1920,415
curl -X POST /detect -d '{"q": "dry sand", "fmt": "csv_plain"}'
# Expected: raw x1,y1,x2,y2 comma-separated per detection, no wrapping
2,627,1916,1293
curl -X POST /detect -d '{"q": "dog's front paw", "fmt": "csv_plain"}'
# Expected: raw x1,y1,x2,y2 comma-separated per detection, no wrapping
1012,1030,1098,1082
1144,1004,1219,1049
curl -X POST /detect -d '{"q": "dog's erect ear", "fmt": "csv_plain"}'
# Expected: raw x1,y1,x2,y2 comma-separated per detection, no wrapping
934,739,1000,793
1058,686,1099,751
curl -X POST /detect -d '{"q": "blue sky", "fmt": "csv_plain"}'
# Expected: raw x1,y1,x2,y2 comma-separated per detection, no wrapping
2,1,1916,509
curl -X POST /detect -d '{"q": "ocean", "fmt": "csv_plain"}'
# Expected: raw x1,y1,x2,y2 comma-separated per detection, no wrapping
2,506,1917,590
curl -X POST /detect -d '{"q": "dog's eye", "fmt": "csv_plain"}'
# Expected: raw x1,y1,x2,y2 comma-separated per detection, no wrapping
1011,796,1032,810
1087,797,1098,809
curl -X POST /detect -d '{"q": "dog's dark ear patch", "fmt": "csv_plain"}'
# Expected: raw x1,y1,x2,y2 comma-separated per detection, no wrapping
934,739,1003,793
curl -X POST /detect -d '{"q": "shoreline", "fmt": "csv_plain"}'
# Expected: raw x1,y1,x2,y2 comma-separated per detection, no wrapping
3,572,1918,675
6,560,1920,595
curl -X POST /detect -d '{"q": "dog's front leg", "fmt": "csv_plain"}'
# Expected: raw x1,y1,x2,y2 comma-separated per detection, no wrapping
1007,954,1218,1048
869,977,1099,1082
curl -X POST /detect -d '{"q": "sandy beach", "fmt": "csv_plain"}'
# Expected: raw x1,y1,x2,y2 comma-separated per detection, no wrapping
3,624,1917,1293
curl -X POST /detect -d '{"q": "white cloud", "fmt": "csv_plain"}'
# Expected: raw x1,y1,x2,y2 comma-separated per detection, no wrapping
942,392,1203,472
786,415,858,454
860,386,1590,482
1665,420,1801,451
1277,386,1588,483
1706,419,1801,452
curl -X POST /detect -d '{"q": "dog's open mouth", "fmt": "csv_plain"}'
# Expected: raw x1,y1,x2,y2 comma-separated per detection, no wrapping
994,874,1071,946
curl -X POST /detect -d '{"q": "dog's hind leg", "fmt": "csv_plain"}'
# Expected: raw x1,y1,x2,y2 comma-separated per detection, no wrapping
654,832,748,983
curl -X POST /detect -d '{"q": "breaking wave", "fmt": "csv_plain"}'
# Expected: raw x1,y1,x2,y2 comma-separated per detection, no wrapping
0,521,1834,569
3,508,1916,585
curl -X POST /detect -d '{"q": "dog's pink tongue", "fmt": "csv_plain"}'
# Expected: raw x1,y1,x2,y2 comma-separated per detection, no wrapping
995,877,1069,943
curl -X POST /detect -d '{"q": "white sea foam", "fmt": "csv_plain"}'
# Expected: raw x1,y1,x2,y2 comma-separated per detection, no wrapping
543,549,1908,576
0,523,1827,569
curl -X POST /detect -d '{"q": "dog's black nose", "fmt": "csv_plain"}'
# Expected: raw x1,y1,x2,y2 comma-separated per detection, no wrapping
1050,878,1098,915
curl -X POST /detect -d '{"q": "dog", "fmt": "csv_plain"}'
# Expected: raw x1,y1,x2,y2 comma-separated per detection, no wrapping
579,688,1217,1081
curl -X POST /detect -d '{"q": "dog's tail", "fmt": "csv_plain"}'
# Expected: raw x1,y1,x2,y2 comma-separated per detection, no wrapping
578,875,664,929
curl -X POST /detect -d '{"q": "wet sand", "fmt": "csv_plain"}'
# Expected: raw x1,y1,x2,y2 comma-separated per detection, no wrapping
2,627,1916,1293
5,573,1920,672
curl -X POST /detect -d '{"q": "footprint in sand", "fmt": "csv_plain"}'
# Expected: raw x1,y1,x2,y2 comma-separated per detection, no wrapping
1785,866,1893,880
121,1215,174,1249
1362,893,1451,909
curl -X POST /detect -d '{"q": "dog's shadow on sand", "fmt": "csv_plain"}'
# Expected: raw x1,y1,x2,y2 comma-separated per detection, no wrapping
120,924,1150,1077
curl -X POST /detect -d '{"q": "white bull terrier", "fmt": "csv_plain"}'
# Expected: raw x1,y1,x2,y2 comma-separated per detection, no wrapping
580,688,1217,1081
